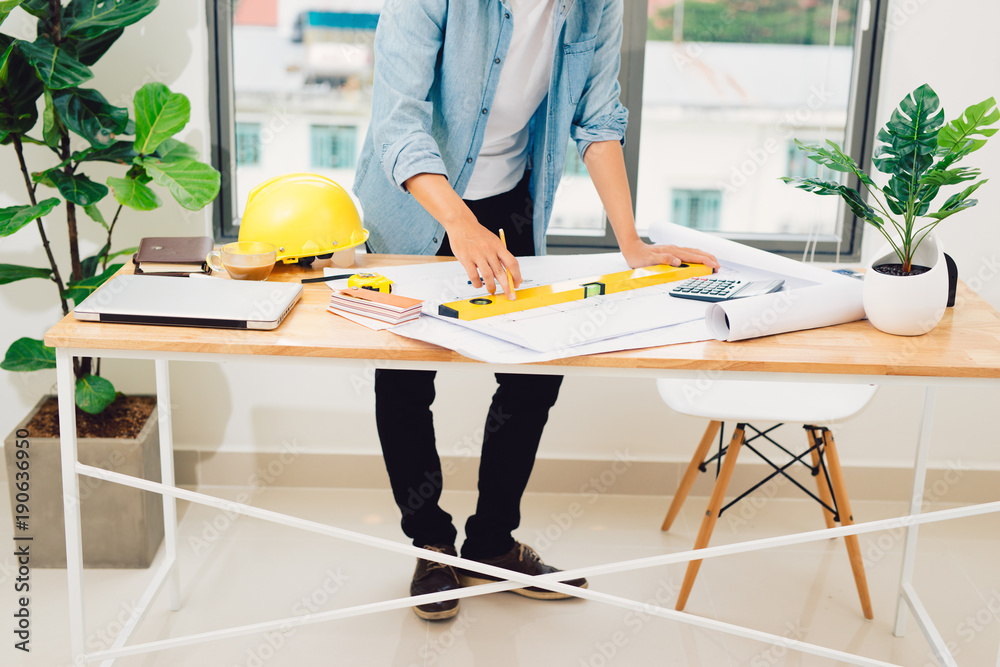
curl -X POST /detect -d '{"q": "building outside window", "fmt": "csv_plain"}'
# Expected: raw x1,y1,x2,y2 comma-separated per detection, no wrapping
235,122,261,166
310,125,358,170
671,189,723,231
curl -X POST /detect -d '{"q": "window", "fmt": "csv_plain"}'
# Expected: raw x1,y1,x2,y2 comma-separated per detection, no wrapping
212,1,381,232
235,122,261,166
671,189,722,231
310,125,358,170
212,0,887,259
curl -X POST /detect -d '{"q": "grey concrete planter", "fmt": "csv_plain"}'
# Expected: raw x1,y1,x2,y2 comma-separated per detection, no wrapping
4,396,164,568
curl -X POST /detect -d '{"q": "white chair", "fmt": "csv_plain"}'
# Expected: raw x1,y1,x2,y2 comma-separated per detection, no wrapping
657,379,878,619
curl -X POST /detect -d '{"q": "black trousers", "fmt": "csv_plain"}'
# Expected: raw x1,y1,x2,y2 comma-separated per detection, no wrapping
374,174,564,560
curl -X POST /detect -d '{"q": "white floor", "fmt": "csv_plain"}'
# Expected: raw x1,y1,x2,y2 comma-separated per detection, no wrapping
2,483,999,666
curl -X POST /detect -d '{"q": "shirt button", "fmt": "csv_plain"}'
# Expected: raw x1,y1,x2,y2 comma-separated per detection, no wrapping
482,108,488,114
495,57,501,64
433,237,438,243
466,157,473,163
505,12,510,18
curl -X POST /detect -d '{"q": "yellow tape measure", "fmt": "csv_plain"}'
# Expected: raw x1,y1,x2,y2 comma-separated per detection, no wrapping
438,263,712,321
348,272,393,293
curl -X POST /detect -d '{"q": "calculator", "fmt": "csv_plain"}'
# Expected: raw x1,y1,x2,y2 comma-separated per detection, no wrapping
669,277,785,302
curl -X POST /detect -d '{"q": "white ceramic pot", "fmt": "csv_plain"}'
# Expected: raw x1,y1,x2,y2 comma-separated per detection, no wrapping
862,234,949,336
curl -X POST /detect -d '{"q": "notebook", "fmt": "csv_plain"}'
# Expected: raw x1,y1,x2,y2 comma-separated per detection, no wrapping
133,236,213,276
73,274,302,330
328,287,423,325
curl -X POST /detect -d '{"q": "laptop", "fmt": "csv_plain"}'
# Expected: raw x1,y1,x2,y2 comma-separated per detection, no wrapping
73,274,303,330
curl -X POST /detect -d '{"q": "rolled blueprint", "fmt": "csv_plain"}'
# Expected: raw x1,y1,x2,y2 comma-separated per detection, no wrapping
705,280,865,341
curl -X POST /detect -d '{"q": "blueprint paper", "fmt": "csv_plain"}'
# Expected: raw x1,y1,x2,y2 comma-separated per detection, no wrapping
650,221,867,342
391,316,714,364
705,281,866,341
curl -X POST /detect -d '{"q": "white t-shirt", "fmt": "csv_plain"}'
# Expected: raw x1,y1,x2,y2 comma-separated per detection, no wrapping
463,0,557,200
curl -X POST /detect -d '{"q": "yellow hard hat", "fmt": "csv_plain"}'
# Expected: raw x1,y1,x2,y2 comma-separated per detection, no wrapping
238,173,368,264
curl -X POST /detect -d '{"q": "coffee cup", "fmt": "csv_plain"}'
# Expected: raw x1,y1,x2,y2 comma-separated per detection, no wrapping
206,242,277,281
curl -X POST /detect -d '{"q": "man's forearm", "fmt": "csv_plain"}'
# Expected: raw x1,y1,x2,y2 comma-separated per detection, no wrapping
403,173,477,235
582,140,643,252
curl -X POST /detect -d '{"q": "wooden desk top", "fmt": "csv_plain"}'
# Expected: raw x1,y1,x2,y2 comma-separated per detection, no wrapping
44,254,1000,379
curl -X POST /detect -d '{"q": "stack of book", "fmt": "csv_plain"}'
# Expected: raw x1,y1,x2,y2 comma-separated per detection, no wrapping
328,287,423,325
132,236,213,276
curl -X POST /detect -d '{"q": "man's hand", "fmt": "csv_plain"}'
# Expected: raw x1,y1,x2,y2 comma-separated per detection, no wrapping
403,173,521,299
446,219,522,299
619,239,721,271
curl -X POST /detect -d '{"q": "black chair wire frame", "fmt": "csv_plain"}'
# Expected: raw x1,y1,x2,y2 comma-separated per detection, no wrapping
699,422,841,521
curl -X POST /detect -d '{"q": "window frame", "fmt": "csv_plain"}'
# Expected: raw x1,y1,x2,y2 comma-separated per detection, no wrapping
208,0,888,257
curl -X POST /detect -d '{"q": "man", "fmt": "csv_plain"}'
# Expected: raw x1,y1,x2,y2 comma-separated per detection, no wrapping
353,0,719,621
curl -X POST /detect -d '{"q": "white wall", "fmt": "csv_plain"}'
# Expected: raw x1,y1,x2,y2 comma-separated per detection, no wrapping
2,0,998,476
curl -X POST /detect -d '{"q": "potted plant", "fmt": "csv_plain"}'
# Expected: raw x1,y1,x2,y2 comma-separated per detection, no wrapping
782,84,998,335
0,0,220,566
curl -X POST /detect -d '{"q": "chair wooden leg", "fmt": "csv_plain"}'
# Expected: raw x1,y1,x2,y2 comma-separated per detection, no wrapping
822,428,874,620
806,428,837,530
662,420,722,531
676,424,746,612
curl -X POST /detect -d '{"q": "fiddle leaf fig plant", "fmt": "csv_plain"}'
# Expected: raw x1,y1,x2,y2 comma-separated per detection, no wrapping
782,84,998,274
0,0,220,414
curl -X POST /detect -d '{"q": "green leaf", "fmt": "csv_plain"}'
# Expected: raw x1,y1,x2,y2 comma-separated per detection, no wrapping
0,40,43,135
47,170,109,206
65,26,123,66
836,186,885,228
133,82,190,154
80,243,134,278
80,242,109,278
920,167,979,189
75,374,116,414
791,139,876,187
142,158,219,210
938,96,999,158
16,36,94,89
18,0,47,19
1,337,56,371
874,84,944,216
0,263,52,285
779,176,843,196
63,262,121,305
62,0,159,41
924,180,988,221
0,198,59,237
74,140,137,164
0,1,25,25
82,203,107,229
52,87,128,147
42,89,64,148
154,137,199,162
107,175,162,211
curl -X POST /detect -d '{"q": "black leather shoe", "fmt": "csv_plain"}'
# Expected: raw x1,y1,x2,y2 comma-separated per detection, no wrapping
457,542,588,600
411,544,461,620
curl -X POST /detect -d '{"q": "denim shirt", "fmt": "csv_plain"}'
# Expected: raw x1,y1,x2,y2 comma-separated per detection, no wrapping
353,0,628,256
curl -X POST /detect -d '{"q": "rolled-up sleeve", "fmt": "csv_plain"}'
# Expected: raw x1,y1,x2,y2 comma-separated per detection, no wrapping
371,0,449,192
569,0,629,161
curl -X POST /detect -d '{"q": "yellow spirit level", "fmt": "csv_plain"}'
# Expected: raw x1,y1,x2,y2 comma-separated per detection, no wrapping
438,263,712,321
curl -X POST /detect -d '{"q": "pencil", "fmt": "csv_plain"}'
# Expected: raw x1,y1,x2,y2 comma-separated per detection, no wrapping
499,228,516,300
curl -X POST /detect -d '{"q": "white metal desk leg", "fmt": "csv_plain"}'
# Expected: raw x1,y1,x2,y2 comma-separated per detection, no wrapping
155,359,181,611
894,386,937,637
57,350,87,661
